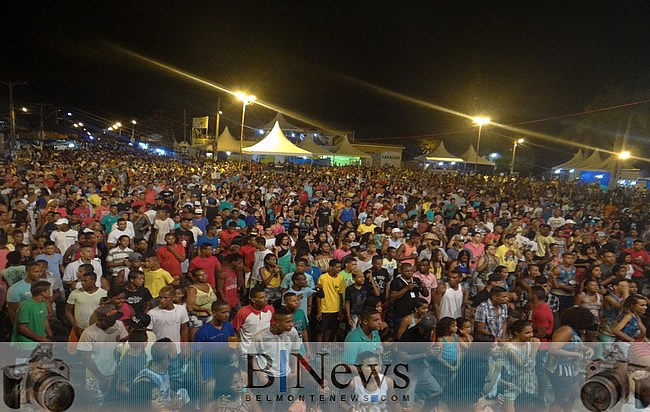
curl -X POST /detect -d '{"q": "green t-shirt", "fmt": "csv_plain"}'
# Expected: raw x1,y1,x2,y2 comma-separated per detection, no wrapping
101,214,119,234
338,270,354,287
343,327,382,364
11,298,48,350
293,309,308,356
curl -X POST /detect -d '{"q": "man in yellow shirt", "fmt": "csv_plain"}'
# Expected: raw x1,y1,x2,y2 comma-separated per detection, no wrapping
316,259,345,342
534,224,554,259
495,234,522,276
357,216,377,237
143,253,174,300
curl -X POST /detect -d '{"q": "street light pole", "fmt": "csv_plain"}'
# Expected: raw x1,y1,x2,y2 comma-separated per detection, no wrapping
472,116,490,173
235,92,256,169
238,102,247,169
510,138,524,174
214,97,221,156
131,120,137,144
2,80,27,158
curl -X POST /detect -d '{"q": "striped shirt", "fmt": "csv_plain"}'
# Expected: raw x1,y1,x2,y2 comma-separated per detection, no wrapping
106,246,133,276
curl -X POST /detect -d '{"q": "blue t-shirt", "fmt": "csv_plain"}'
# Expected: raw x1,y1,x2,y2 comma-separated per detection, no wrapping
197,235,218,249
35,253,63,278
193,217,209,233
193,321,236,377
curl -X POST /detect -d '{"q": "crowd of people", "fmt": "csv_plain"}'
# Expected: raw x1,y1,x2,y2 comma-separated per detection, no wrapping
0,141,649,411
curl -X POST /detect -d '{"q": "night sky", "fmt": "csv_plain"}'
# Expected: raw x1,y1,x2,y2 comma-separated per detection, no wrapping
4,1,650,164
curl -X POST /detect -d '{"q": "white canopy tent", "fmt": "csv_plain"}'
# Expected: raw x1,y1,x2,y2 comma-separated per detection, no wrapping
215,127,246,153
575,150,605,170
415,141,463,162
260,113,304,132
298,134,334,155
553,149,585,170
242,121,312,156
459,145,495,166
332,135,371,158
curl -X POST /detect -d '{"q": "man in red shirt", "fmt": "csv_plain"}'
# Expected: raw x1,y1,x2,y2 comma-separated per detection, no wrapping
219,222,240,250
189,244,222,288
238,235,257,273
530,286,554,341
156,233,185,279
626,240,650,288
217,253,245,309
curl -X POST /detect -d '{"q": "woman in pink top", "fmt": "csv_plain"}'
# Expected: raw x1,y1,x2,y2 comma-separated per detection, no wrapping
271,216,285,235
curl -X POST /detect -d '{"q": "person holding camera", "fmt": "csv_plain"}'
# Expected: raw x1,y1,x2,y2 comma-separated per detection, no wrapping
389,262,429,333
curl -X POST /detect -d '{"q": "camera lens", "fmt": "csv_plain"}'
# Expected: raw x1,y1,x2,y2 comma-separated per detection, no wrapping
581,371,626,412
32,372,75,412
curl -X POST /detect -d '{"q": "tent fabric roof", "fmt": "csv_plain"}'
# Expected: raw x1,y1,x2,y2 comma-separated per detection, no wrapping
261,113,304,131
216,127,244,153
459,145,495,166
553,149,585,169
575,151,605,170
333,135,371,158
596,154,633,171
417,141,463,162
298,134,334,155
242,121,312,156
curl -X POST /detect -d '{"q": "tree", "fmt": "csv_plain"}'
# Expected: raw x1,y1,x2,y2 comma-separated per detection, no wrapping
417,138,440,154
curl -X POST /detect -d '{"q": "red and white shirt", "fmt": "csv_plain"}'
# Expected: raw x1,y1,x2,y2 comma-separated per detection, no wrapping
233,304,274,353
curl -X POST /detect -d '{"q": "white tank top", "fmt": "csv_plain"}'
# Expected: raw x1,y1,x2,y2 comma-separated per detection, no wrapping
388,237,403,249
440,282,463,319
353,373,388,410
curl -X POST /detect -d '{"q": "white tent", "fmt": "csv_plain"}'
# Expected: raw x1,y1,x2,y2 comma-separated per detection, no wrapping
416,141,463,162
242,121,312,156
333,135,371,158
575,151,605,170
553,149,585,170
459,145,494,166
298,134,334,155
596,154,634,171
261,113,304,131
216,127,246,153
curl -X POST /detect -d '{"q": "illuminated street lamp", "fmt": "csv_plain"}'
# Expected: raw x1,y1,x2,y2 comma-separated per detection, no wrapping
472,116,491,172
21,107,27,112
510,138,524,174
618,150,631,160
130,120,137,143
78,122,83,127
108,126,113,131
235,92,256,168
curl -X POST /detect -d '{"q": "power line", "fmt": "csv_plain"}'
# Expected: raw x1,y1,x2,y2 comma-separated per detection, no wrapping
363,98,650,141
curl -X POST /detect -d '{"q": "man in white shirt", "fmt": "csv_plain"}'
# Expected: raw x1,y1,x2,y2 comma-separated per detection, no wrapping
63,245,105,290
147,286,189,353
77,304,128,404
65,272,107,341
250,306,300,378
153,209,175,247
547,209,566,232
50,218,78,254
106,218,135,248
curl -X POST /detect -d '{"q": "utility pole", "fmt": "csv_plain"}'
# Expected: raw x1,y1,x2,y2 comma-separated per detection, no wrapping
183,109,187,143
2,80,27,158
213,96,221,155
39,103,44,137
